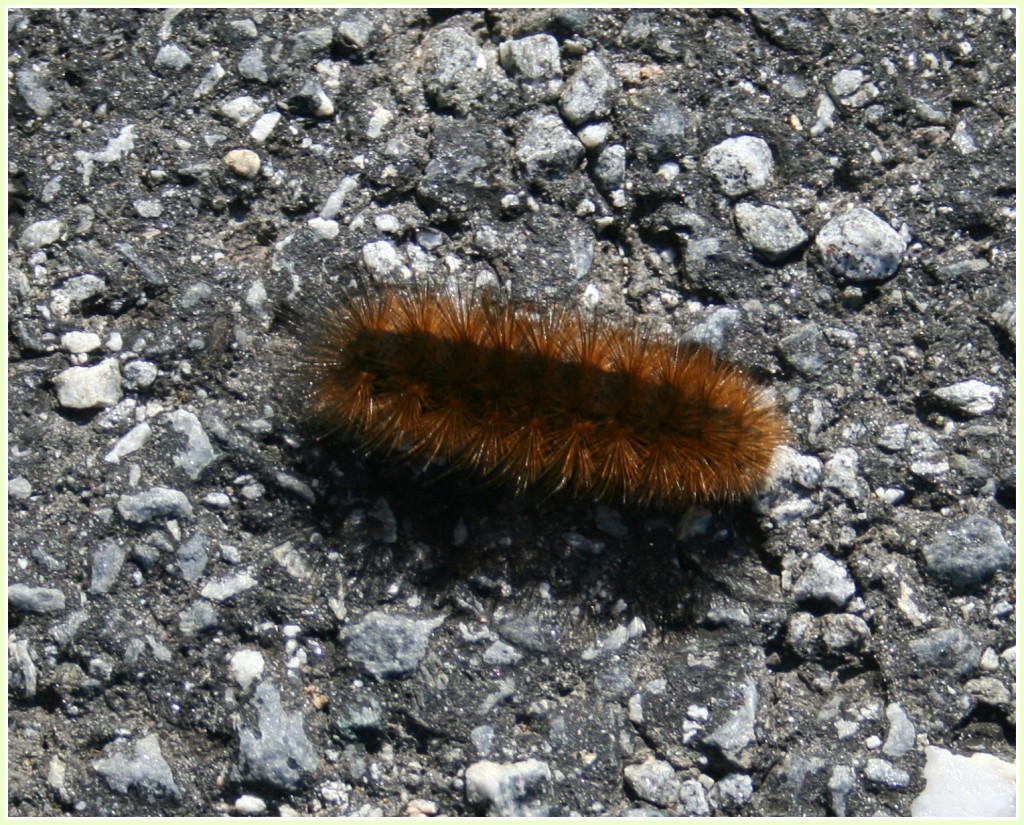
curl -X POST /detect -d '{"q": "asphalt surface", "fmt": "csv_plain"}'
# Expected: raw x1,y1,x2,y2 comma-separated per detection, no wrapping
7,8,1016,817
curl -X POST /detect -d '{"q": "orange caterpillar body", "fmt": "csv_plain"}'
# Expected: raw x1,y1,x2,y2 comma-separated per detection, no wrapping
305,288,787,507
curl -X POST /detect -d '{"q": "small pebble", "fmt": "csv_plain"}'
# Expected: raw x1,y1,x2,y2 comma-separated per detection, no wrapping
250,112,281,143
734,203,808,259
793,554,856,608
201,571,258,602
815,208,906,281
60,331,102,354
9,583,66,614
224,149,261,179
234,795,267,816
923,515,1012,586
154,43,192,72
230,649,265,691
220,96,260,124
704,136,773,197
122,360,158,391
864,757,910,789
624,759,680,808
54,359,123,409
16,68,53,117
931,380,1002,417
560,53,619,125
117,486,193,524
8,477,32,500
338,15,374,50
516,112,585,183
19,218,64,252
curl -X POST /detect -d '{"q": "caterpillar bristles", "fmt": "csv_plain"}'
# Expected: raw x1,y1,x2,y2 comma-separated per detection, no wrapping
295,284,788,509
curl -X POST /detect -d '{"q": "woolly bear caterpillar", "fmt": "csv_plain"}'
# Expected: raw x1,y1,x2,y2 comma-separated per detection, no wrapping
299,286,787,508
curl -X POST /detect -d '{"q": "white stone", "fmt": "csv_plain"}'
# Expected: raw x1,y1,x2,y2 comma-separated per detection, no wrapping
61,331,102,354
53,359,122,409
229,649,265,691
910,746,1016,817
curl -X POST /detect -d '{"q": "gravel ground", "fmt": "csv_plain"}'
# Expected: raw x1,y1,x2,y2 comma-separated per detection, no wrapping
7,8,1016,817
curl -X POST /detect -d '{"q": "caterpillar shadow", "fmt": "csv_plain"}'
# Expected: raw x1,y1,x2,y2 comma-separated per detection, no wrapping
299,445,774,631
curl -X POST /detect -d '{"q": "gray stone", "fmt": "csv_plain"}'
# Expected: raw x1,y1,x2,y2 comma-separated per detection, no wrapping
9,583,66,615
220,96,260,124
201,571,257,602
166,410,216,480
581,617,646,660
8,477,32,500
880,704,913,761
342,611,445,679
154,43,192,72
779,323,826,377
238,48,269,83
863,757,910,789
785,612,820,658
54,358,122,409
828,765,856,817
734,203,808,259
417,119,508,214
923,515,1012,586
284,81,334,118
20,218,64,251
624,759,679,808
275,472,316,504
89,540,126,595
560,53,619,125
964,676,1011,707
122,360,158,390
498,34,562,99
11,640,37,698
176,532,209,584
594,664,634,697
133,199,163,218
704,136,773,197
471,724,495,757
831,68,865,97
820,614,870,652
677,778,711,816
338,14,374,50
421,28,487,114
992,300,1015,343
681,307,742,352
333,696,383,740
237,682,318,790
515,112,584,183
178,601,220,634
815,208,906,281
16,69,54,117
592,143,626,191
93,734,181,803
234,795,267,815
482,640,522,666
465,758,552,816
709,773,754,812
703,678,758,766
631,96,688,161
931,380,1002,417
104,421,152,463
290,27,333,61
909,626,979,677
822,447,863,500
793,554,856,608
117,487,194,524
